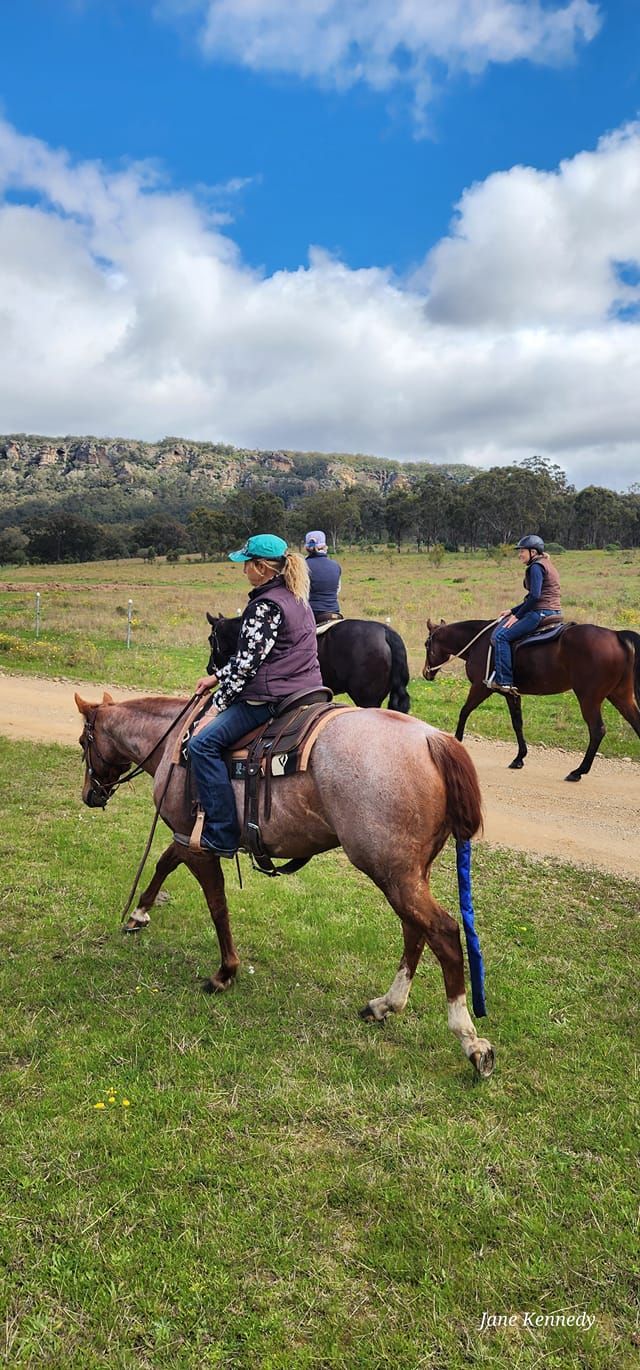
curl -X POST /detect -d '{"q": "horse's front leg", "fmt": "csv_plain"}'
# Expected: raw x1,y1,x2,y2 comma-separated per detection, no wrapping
455,682,490,743
504,691,528,769
184,850,240,992
122,842,182,934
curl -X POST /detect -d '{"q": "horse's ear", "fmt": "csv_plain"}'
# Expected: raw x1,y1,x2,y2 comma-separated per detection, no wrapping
75,693,97,716
102,691,114,704
427,616,434,630
206,611,215,625
440,617,446,625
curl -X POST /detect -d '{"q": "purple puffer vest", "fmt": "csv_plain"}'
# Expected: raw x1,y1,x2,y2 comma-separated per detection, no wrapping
239,576,323,703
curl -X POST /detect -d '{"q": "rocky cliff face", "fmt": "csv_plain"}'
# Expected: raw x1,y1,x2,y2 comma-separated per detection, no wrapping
0,433,472,511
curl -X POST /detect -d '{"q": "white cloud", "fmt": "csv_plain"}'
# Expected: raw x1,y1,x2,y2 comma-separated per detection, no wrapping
157,0,601,123
1,116,639,489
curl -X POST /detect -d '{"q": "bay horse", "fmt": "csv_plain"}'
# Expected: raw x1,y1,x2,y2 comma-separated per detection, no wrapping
75,691,494,1078
423,617,640,781
206,612,411,712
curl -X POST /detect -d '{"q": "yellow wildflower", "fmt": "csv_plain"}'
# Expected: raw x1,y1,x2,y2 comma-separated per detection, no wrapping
94,1102,105,1110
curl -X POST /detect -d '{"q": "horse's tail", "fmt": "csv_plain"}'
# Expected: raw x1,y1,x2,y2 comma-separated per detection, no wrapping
384,626,411,713
617,630,640,709
425,730,483,844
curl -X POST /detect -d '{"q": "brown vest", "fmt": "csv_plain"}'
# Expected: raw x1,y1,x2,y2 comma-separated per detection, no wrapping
524,554,561,611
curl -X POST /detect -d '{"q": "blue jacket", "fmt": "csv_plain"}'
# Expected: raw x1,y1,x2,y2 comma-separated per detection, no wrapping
306,552,341,615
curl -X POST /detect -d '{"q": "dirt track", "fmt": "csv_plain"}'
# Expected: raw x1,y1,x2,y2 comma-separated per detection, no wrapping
1,672,639,881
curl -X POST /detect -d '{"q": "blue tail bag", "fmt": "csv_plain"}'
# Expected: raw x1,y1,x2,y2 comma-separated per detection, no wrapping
455,838,487,1018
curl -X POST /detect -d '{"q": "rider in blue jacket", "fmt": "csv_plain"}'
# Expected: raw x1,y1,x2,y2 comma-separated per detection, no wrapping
304,530,342,624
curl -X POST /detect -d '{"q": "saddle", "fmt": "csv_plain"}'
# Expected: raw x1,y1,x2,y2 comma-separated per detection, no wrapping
315,613,344,636
513,619,566,652
181,689,356,876
486,618,566,682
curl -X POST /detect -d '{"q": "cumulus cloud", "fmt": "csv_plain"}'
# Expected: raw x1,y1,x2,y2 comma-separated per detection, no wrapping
157,0,601,124
1,116,639,489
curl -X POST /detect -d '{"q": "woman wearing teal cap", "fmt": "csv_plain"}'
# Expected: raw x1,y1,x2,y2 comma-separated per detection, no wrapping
186,534,323,855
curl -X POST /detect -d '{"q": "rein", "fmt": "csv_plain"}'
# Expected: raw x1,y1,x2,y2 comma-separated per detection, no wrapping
81,690,207,924
426,619,501,676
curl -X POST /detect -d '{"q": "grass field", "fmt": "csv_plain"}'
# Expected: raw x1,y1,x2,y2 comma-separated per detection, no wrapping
0,738,638,1368
1,547,639,761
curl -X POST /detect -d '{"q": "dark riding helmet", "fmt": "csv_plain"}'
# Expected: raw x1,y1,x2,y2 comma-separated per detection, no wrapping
516,535,545,553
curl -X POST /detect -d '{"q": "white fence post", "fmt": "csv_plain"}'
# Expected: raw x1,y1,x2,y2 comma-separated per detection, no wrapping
35,591,41,639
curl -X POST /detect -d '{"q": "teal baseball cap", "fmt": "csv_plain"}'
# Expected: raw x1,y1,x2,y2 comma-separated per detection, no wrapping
228,533,288,562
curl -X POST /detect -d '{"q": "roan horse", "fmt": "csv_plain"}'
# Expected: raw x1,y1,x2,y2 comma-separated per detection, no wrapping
423,617,640,781
206,612,411,712
75,691,494,1078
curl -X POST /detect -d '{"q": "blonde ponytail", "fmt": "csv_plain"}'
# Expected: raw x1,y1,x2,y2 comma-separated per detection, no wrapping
254,551,310,602
282,550,310,601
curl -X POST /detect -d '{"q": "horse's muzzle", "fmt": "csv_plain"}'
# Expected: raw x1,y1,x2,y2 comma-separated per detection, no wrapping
84,787,109,809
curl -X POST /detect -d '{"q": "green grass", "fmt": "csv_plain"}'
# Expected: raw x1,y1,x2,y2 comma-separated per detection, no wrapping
1,549,639,763
0,738,638,1366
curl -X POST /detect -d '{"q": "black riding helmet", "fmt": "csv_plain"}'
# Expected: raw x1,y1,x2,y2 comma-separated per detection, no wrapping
516,535,545,553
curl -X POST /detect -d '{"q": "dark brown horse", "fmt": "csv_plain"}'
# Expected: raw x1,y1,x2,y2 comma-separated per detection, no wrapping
423,617,640,781
75,691,493,1078
206,612,411,712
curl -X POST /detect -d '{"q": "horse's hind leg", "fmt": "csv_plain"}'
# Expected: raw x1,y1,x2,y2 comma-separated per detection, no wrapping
360,876,494,1078
122,841,183,933
360,919,425,1022
607,684,640,745
182,850,240,993
566,692,607,781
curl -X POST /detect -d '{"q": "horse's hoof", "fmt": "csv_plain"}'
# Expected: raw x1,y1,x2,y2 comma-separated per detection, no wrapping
201,975,235,994
565,770,582,783
359,1002,386,1024
470,1043,495,1079
121,910,151,934
508,758,524,770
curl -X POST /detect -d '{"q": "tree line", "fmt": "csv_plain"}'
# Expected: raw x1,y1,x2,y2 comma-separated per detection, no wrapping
1,457,639,564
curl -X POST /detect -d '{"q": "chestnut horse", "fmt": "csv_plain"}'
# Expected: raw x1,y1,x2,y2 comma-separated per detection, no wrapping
206,612,411,712
423,617,640,781
75,691,493,1078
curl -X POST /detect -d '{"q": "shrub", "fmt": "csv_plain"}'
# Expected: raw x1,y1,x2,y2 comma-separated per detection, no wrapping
428,543,445,567
605,542,621,553
545,542,566,555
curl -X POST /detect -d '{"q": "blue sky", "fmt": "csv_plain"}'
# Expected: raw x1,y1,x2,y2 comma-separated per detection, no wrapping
1,1,639,487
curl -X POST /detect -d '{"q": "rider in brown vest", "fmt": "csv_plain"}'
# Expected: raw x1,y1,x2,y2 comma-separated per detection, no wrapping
485,535,562,696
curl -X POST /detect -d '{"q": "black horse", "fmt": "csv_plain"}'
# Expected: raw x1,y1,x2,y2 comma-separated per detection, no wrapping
207,612,411,712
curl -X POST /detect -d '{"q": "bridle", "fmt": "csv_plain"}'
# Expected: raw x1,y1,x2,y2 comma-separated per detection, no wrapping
80,693,201,808
425,619,501,677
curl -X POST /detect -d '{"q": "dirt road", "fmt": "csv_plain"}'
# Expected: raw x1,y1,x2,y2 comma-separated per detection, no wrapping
2,672,639,881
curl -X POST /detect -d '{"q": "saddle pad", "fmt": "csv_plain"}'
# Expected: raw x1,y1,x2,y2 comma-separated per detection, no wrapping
315,618,343,636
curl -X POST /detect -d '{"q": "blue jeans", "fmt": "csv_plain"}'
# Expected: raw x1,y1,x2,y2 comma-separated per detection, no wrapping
493,610,561,684
493,612,542,685
188,699,275,851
